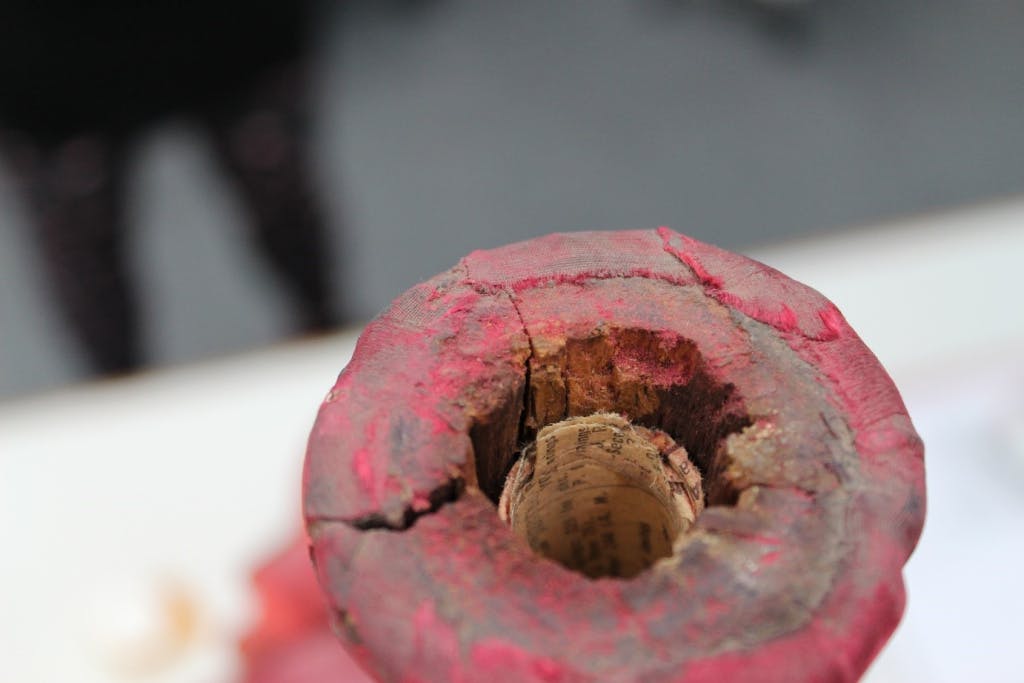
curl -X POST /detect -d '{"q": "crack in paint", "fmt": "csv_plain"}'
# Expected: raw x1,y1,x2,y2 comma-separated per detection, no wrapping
326,287,535,533
339,476,466,532
505,287,537,448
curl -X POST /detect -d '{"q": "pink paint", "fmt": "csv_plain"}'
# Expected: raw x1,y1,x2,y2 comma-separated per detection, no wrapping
818,302,847,337
412,601,459,661
702,598,731,621
470,639,576,683
351,418,379,502
467,267,695,295
776,304,799,333
351,448,377,505
657,226,725,288
304,228,924,682
680,574,904,682
657,226,842,342
410,494,433,512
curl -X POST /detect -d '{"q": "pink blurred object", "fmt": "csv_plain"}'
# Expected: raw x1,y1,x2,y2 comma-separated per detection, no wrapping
239,537,372,683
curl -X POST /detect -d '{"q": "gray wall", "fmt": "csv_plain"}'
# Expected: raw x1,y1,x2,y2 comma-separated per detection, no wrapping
2,0,1023,399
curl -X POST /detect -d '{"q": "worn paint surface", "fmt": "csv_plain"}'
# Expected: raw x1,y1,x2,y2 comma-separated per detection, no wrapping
303,229,925,682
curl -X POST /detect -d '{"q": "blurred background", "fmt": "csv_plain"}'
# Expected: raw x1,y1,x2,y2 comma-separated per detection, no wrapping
1,1,1023,682
2,0,1024,399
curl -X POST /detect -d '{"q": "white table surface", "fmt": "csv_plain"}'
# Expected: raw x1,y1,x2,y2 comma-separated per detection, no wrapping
3,201,1023,682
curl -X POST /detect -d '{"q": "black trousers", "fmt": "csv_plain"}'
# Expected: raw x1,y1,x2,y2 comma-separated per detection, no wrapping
1,64,337,376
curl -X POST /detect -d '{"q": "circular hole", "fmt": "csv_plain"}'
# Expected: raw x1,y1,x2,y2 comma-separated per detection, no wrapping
467,327,751,578
499,414,703,579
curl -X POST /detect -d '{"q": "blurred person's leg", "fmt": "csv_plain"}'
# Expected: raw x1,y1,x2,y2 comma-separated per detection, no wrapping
203,65,339,334
1,132,140,375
